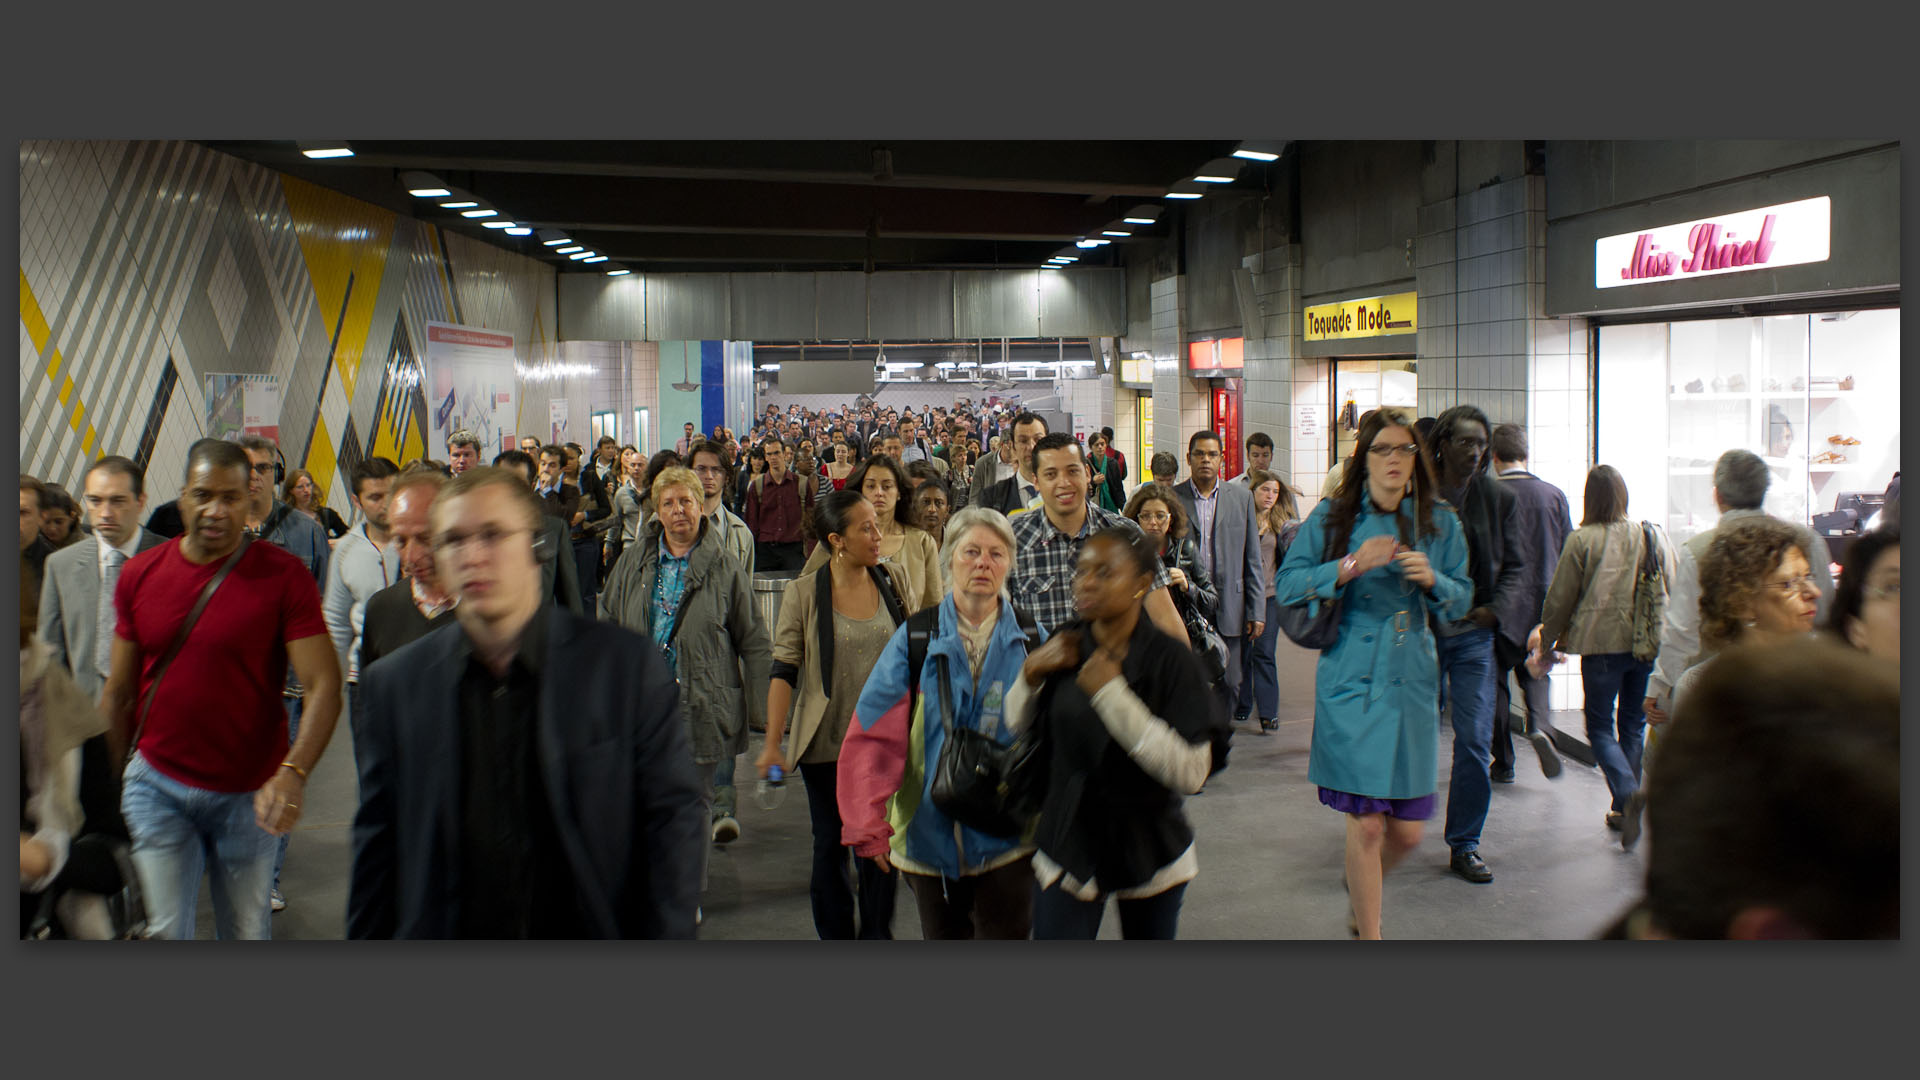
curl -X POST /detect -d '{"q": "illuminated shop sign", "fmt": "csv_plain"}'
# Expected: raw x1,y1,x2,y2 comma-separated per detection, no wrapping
1303,291,1417,341
1187,337,1244,375
1595,196,1830,289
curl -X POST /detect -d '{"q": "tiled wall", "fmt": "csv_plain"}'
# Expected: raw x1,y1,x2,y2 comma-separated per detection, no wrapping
20,140,561,516
1243,244,1301,490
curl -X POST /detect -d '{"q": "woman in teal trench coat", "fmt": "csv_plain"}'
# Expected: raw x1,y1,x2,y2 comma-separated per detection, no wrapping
1274,407,1470,940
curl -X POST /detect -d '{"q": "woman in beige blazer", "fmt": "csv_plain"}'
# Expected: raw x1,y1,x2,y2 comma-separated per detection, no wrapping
758,489,914,939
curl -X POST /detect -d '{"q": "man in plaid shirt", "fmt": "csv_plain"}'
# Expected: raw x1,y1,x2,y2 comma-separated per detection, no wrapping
1008,432,1191,646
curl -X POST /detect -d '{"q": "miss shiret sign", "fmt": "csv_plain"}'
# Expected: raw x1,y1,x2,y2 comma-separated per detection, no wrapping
1595,195,1831,288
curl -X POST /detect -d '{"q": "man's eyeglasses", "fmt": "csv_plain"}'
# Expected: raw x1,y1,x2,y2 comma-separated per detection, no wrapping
692,465,727,476
433,525,532,554
1368,443,1419,459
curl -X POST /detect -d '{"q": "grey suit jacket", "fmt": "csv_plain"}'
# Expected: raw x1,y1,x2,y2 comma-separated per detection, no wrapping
1172,480,1265,636
38,529,167,697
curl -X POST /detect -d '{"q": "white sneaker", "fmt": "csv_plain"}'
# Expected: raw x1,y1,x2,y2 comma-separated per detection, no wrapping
712,816,741,845
270,890,287,913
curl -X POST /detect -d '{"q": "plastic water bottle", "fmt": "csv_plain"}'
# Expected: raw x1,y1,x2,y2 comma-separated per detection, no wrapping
756,764,787,810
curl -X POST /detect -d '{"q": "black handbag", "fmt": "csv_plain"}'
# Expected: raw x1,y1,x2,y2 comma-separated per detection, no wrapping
927,653,1045,839
1275,525,1347,650
1181,602,1230,684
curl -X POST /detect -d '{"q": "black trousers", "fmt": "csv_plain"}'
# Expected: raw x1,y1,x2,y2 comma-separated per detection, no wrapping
756,541,806,573
905,856,1035,940
799,761,896,939
1491,658,1553,771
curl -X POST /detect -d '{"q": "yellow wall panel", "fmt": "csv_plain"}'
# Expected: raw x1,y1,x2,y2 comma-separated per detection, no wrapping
281,175,395,400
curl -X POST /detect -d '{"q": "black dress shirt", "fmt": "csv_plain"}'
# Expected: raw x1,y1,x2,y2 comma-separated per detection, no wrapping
452,609,587,938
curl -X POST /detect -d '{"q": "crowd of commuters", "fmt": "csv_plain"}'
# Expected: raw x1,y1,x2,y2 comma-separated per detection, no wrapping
15,389,1899,941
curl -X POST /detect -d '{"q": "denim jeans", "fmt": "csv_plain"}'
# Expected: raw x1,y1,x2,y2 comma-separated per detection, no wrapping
1491,657,1552,771
1032,880,1188,940
712,753,737,820
1237,594,1282,721
120,752,277,940
799,761,896,939
1580,653,1653,811
273,695,302,894
1438,626,1497,854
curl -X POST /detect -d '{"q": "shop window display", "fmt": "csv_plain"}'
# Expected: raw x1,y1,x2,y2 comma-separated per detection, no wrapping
1600,308,1898,562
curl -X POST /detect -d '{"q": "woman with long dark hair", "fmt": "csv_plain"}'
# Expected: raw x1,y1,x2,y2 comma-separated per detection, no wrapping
796,455,943,611
1825,525,1899,666
1537,465,1676,843
1274,407,1471,939
757,490,913,938
1005,526,1228,939
1124,482,1223,692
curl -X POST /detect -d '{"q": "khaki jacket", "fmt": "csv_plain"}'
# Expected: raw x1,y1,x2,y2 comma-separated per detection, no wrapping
798,526,944,611
1539,521,1677,657
771,561,914,766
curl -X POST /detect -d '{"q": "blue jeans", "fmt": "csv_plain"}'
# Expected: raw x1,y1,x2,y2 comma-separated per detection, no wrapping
1032,880,1188,940
713,753,737,820
1438,626,1497,854
121,752,278,940
273,695,302,894
1580,653,1653,812
1237,594,1282,720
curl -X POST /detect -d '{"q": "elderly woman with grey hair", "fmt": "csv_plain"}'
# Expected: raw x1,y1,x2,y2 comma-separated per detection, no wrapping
836,506,1045,939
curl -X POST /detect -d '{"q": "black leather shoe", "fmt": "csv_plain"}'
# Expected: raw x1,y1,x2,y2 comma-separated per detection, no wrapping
1449,849,1493,884
1260,717,1279,733
1528,727,1564,779
1490,765,1516,783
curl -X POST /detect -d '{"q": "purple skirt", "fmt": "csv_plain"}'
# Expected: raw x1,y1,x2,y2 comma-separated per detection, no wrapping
1318,787,1437,821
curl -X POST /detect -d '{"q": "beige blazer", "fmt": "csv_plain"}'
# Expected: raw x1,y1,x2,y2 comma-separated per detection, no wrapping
771,560,915,766
798,525,943,611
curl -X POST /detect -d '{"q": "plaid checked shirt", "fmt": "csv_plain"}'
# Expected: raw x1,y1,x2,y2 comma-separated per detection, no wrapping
1009,503,1172,637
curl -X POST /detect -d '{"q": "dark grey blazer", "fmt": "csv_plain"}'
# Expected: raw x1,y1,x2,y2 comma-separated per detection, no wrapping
348,606,706,939
37,528,167,697
1172,479,1266,636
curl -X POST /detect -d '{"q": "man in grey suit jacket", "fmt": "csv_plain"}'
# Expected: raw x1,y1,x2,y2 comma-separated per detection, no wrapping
38,456,166,697
1173,431,1267,723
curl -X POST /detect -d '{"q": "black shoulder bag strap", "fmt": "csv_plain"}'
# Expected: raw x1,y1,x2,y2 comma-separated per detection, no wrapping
905,605,941,702
125,537,251,765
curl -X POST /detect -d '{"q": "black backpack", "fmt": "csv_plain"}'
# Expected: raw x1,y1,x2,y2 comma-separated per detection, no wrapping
904,603,1040,701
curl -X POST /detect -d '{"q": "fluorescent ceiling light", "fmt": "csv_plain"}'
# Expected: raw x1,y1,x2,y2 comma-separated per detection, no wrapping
1231,140,1288,161
607,268,631,276
1042,264,1061,270
461,209,496,218
440,201,478,209
556,246,583,255
299,142,353,159
540,234,572,246
1195,175,1236,183
935,362,959,369
757,363,781,372
569,251,596,260
1166,192,1204,200
1124,204,1162,224
1076,239,1100,249
409,187,451,198
1090,238,1111,245
1232,149,1279,161
504,227,532,236
1166,180,1208,199
1124,217,1156,225
1103,230,1131,237
582,255,607,263
1192,158,1245,183
480,220,515,229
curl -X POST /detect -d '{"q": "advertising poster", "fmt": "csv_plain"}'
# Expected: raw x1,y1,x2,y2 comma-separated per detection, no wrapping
204,374,281,442
423,322,517,457
550,398,569,445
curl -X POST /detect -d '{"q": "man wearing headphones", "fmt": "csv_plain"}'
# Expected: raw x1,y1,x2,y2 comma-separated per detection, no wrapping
234,434,331,913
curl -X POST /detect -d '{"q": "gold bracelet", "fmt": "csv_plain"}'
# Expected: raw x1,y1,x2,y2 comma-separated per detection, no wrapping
279,761,309,780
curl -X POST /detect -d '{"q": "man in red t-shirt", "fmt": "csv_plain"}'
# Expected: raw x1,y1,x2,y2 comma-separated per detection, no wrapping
101,439,341,939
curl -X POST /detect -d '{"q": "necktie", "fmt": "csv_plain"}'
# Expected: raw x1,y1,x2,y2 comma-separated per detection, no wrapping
97,547,127,677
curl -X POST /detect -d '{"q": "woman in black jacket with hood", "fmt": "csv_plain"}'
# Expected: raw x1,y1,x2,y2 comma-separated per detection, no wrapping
1003,526,1229,939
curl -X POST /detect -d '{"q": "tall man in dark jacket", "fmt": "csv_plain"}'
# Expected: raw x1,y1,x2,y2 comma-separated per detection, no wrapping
348,466,705,938
1173,431,1267,725
971,412,1050,518
1428,406,1527,884
502,449,586,615
1488,424,1570,782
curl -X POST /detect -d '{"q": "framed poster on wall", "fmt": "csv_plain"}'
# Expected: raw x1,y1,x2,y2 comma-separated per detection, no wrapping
424,322,517,457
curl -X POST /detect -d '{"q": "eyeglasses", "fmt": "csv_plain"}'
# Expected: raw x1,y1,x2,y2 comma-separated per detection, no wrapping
1136,510,1171,523
1761,573,1819,595
1368,443,1419,459
692,465,727,476
432,525,532,554
1865,579,1900,602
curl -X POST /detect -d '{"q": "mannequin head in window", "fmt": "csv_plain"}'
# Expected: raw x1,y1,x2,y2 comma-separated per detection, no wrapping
1767,404,1795,459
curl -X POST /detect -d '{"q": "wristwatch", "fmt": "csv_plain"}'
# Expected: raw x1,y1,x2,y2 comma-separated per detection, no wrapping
1340,554,1359,580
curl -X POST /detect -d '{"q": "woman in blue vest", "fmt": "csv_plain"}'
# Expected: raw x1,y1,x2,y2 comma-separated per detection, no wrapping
1275,407,1471,940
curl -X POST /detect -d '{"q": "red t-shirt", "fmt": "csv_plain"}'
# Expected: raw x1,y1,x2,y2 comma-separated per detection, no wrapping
114,539,329,793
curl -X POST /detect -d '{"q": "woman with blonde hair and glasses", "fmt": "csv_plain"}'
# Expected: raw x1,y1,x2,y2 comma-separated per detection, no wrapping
1274,407,1471,939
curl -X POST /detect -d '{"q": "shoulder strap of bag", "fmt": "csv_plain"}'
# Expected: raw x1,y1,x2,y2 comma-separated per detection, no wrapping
905,605,941,702
126,537,251,761
932,653,956,738
871,564,909,627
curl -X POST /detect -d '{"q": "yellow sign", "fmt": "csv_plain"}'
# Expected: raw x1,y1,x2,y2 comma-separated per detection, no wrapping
1137,395,1154,468
1303,291,1418,341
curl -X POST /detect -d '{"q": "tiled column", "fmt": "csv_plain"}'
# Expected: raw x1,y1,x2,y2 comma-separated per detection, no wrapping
1445,176,1533,427
1242,244,1302,491
1150,275,1187,466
